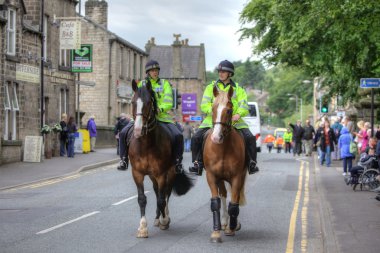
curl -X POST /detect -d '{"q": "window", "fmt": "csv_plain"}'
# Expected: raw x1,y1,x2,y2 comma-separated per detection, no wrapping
6,8,16,55
119,46,124,78
125,49,130,79
248,104,257,117
59,49,70,67
59,88,68,117
3,82,19,140
43,15,48,61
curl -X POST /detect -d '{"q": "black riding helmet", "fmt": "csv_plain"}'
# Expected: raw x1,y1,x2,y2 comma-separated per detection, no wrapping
145,60,160,74
217,60,234,76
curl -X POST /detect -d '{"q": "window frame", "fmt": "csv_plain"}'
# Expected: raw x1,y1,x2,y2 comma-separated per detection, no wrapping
6,8,16,55
3,81,19,141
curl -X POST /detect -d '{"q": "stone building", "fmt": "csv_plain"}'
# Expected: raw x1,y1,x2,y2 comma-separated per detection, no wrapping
145,34,206,122
78,0,147,131
0,0,77,165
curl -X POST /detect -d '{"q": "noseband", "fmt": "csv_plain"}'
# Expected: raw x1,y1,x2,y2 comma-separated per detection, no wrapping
212,119,232,137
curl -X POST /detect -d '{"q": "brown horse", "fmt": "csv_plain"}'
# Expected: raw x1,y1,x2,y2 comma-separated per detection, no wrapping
203,85,247,243
128,79,193,238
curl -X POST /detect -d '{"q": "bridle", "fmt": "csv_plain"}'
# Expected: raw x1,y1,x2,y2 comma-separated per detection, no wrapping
212,108,233,137
134,94,157,136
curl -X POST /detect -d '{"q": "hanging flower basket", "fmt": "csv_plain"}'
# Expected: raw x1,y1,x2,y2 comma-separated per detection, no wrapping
51,123,62,133
41,124,52,135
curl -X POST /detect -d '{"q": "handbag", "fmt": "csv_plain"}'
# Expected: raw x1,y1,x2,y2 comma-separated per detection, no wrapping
349,137,358,155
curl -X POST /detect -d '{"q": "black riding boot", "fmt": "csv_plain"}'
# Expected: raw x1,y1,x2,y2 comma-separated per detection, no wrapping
239,128,259,175
117,122,133,171
188,128,208,176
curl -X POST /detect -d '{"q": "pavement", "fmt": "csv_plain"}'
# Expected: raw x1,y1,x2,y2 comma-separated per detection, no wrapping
0,148,120,191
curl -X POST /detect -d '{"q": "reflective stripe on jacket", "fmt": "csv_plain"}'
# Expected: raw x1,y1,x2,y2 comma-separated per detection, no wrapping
199,80,249,129
138,78,173,123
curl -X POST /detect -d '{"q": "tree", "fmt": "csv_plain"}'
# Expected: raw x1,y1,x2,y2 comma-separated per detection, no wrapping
239,0,380,103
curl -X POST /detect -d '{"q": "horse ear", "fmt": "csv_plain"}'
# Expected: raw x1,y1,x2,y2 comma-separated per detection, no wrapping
146,79,153,91
213,85,219,98
132,79,138,92
228,86,234,99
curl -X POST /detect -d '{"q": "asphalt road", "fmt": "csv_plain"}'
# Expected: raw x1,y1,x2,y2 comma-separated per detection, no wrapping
1,151,325,253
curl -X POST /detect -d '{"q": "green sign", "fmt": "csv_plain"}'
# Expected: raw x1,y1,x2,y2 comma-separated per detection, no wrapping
71,44,93,73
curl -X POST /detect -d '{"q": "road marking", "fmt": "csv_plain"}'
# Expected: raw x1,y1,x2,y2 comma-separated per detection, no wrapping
112,191,150,206
286,161,304,253
36,211,100,235
301,162,310,252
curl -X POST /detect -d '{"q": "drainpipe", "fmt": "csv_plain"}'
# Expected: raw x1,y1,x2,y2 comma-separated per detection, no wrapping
108,38,115,125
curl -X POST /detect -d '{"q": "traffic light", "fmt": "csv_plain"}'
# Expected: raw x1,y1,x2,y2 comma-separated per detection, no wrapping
320,96,329,113
172,88,182,109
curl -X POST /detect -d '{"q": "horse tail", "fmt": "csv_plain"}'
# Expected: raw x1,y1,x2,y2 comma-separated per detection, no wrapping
172,172,195,196
239,173,248,206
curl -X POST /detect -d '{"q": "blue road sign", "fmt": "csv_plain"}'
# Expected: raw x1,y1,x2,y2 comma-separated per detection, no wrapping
190,115,202,121
360,78,380,88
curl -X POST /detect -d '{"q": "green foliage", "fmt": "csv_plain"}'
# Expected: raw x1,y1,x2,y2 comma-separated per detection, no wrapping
41,124,52,134
240,0,380,103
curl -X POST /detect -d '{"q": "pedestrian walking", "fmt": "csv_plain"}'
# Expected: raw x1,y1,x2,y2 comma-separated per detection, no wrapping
331,117,343,160
314,120,337,167
183,122,193,152
59,113,68,156
114,113,130,155
289,120,304,156
283,128,293,153
87,115,97,152
264,134,275,153
303,119,315,156
338,127,355,176
67,116,77,158
275,136,284,153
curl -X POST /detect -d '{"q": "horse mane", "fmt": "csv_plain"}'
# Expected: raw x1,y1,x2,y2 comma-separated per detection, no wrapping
214,90,230,105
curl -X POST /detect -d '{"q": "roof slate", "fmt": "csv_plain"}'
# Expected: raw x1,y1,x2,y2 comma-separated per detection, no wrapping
149,46,201,79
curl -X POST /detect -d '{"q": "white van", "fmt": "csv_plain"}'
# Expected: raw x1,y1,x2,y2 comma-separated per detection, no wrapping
243,102,262,152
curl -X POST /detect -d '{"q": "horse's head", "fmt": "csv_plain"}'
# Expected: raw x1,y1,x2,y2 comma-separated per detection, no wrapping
211,85,234,144
131,79,158,138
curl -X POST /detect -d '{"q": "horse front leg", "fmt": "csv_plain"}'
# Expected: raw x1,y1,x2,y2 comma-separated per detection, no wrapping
218,181,228,230
207,173,222,243
150,176,160,227
225,178,241,236
133,172,148,238
157,176,170,230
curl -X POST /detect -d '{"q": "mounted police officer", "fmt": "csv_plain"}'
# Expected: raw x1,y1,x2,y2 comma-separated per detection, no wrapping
117,60,184,173
189,60,259,175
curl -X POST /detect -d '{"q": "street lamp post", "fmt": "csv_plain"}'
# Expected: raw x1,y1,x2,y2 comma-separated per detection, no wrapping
287,93,301,121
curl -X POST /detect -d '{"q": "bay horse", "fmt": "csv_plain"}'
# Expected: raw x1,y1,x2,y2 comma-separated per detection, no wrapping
128,79,193,238
203,85,247,243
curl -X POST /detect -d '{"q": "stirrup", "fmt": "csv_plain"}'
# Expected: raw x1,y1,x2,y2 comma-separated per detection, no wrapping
189,162,203,176
117,159,128,171
248,160,259,175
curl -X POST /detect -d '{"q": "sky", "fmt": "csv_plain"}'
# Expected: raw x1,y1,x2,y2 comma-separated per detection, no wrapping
78,0,254,71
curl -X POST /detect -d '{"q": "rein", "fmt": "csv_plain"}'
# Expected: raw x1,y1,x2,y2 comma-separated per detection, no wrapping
212,120,232,136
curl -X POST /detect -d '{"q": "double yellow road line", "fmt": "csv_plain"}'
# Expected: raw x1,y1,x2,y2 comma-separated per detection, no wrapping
286,161,310,253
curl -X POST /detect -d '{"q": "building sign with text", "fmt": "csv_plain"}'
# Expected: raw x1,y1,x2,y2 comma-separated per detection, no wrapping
60,20,81,50
16,64,40,84
182,93,197,115
71,44,93,73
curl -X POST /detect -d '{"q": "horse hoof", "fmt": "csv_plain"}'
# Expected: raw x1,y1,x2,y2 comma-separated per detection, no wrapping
236,222,241,231
221,224,227,231
224,228,235,236
154,219,159,227
159,223,170,230
210,231,222,243
136,228,148,238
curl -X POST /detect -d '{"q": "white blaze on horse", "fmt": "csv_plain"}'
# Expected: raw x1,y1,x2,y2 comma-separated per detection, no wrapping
203,85,247,243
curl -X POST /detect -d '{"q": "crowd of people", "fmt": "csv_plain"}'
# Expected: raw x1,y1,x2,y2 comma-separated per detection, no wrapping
59,113,97,158
273,116,380,201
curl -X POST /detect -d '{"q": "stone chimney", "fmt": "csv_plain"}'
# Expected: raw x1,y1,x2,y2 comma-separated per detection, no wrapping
85,0,108,28
145,37,156,54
